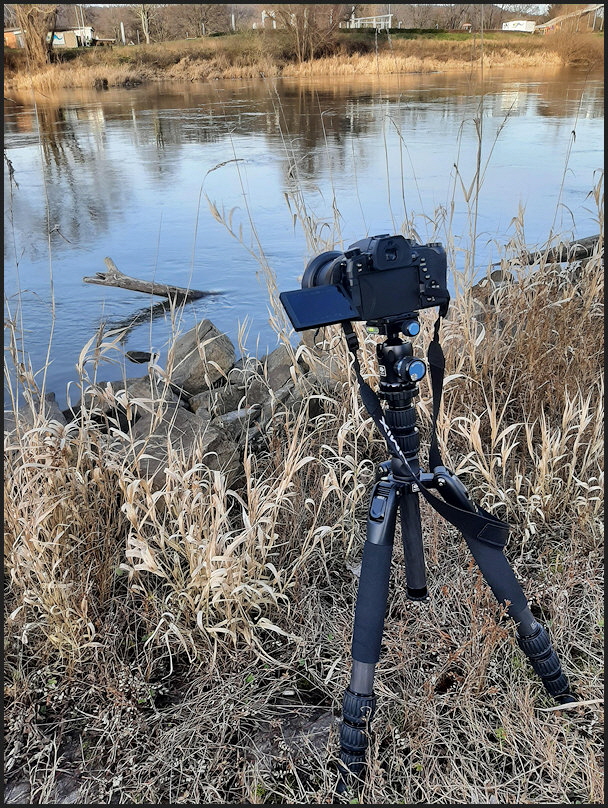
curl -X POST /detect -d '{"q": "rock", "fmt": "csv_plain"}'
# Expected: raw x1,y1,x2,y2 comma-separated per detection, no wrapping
232,356,262,376
190,376,269,416
471,268,514,306
190,383,245,416
301,327,335,356
127,402,240,489
260,343,297,391
51,773,82,804
169,320,235,397
3,778,31,804
126,350,158,364
256,380,301,427
299,329,347,388
64,375,181,424
38,392,68,424
110,375,182,413
306,355,346,389
4,392,67,434
213,406,261,440
4,772,82,804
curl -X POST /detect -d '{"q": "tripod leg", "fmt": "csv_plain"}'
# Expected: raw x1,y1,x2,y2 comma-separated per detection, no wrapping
339,479,399,782
463,535,574,702
399,489,428,600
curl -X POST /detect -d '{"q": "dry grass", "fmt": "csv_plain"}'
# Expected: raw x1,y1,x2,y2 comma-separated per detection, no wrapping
3,75,604,803
4,30,602,91
4,233,603,802
280,50,559,78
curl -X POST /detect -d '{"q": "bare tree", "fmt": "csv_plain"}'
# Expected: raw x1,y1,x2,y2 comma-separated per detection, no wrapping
132,3,161,44
269,4,350,63
81,4,132,42
504,4,549,16
4,4,18,27
410,4,433,27
56,4,82,31
166,3,230,38
12,4,58,67
484,5,507,30
440,4,471,30
232,4,258,31
457,4,500,31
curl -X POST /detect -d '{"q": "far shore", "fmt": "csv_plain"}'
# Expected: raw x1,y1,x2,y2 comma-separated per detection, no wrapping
3,29,604,93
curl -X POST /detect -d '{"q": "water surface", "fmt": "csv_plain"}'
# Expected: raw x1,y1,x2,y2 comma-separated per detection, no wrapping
3,68,603,408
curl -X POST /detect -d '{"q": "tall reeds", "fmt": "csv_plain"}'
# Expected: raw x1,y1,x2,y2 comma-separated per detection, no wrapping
3,73,603,806
5,30,602,91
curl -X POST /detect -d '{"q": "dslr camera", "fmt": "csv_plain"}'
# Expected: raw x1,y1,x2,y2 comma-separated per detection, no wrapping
279,234,449,332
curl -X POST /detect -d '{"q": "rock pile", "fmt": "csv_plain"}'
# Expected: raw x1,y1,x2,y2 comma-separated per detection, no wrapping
5,320,345,490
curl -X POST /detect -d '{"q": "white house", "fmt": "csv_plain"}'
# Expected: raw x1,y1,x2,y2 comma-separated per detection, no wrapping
502,20,536,33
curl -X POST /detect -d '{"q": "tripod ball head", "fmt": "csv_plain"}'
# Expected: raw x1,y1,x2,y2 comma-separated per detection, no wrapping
377,335,426,389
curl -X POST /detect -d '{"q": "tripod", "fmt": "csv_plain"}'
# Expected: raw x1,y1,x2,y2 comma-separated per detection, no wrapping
337,315,574,784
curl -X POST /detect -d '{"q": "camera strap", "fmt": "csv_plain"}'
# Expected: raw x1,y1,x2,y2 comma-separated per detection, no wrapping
341,320,510,549
427,315,446,472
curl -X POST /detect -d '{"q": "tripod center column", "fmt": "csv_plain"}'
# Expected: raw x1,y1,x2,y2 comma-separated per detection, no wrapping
376,338,423,480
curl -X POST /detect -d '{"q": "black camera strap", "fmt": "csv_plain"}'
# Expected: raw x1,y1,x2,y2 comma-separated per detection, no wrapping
341,319,510,549
426,315,445,473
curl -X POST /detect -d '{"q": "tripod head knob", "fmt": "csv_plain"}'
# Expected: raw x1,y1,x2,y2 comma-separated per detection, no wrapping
395,357,426,383
402,319,420,337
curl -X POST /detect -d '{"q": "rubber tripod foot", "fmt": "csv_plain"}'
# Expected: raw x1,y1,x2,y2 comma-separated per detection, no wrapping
517,622,573,701
337,688,376,791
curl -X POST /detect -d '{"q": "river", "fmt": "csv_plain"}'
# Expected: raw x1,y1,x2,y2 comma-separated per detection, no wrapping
3,67,604,409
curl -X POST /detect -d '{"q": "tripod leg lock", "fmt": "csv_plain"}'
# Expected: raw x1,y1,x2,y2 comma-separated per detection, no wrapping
339,688,376,775
516,622,573,701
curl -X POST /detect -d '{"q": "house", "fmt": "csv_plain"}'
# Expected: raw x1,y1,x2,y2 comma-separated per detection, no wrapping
48,26,94,48
502,20,536,33
5,25,99,49
4,28,25,49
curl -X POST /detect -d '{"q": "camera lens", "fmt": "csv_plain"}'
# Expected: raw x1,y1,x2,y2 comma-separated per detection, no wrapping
301,251,343,288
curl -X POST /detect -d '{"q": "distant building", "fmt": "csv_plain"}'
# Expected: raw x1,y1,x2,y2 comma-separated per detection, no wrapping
48,26,94,47
340,11,393,30
502,20,536,33
4,28,25,49
5,25,103,49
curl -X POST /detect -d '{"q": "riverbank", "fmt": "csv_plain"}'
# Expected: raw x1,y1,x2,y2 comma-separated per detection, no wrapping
4,228,604,802
4,32,604,804
4,28,604,91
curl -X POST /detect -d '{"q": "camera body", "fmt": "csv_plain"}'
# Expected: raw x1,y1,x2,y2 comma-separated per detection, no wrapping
279,234,449,332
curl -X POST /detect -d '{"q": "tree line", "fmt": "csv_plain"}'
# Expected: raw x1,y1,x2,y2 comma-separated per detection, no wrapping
4,4,572,70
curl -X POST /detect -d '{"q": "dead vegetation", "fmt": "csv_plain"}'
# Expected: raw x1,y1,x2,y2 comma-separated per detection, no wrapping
4,222,604,802
3,62,604,802
3,30,602,91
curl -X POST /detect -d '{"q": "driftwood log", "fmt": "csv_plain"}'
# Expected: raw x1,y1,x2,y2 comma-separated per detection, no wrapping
488,235,601,268
83,257,216,302
516,234,601,266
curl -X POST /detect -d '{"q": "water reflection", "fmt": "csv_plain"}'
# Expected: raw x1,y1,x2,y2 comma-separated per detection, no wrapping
4,99,125,260
3,68,604,407
101,298,175,341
